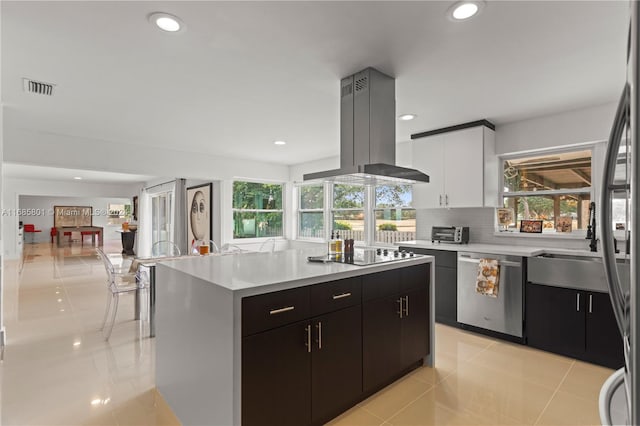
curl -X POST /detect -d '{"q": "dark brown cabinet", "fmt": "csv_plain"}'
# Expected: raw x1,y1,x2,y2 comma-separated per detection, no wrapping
363,264,430,393
242,319,312,426
402,247,457,326
585,291,624,368
526,283,623,369
242,277,363,426
242,265,430,425
311,305,362,425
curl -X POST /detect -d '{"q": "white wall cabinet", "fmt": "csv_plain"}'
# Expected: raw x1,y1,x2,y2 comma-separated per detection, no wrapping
412,125,498,209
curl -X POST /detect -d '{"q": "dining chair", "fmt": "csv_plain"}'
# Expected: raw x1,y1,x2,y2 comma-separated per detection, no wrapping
151,241,182,257
220,243,245,254
190,239,219,255
96,248,147,340
259,238,276,253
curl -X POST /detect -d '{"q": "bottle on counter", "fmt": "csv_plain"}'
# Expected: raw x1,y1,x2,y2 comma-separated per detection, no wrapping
328,231,337,256
335,231,343,255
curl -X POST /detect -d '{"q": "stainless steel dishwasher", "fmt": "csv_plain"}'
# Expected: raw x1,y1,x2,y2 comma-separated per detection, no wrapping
457,252,523,337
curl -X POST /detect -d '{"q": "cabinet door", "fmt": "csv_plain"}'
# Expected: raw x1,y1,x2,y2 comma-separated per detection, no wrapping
435,266,457,326
585,292,624,369
242,320,311,426
311,305,362,425
526,283,585,359
401,287,430,367
412,135,445,209
362,295,402,393
442,127,484,208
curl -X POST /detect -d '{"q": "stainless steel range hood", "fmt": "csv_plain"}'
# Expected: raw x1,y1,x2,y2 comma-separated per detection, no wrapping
303,67,429,185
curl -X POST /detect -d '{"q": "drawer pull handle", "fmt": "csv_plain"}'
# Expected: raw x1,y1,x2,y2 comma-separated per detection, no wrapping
305,325,311,353
332,292,352,300
398,298,403,318
270,306,295,315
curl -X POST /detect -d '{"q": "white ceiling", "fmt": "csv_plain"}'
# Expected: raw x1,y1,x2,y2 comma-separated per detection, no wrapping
1,1,630,170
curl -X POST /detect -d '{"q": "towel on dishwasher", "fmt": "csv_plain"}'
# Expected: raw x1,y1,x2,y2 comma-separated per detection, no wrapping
476,258,500,297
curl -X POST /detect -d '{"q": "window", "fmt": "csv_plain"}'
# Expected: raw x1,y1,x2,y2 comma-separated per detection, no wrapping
298,184,324,239
151,192,173,245
374,184,416,243
233,181,283,238
332,184,364,241
501,148,592,232
107,203,131,225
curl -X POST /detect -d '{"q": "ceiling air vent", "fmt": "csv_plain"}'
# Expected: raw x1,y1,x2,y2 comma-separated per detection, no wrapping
23,78,55,96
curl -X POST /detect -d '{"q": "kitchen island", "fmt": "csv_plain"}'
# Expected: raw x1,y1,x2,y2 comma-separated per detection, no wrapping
155,248,434,426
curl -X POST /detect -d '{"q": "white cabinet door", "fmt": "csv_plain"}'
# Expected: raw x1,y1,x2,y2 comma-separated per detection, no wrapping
443,127,484,208
412,134,445,209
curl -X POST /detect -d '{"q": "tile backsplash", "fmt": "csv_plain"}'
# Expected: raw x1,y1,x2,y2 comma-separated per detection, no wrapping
416,208,593,250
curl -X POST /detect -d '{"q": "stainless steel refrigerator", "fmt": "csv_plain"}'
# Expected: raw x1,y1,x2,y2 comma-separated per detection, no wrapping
599,1,638,424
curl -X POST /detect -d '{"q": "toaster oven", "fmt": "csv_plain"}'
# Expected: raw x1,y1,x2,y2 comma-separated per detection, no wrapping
431,226,469,244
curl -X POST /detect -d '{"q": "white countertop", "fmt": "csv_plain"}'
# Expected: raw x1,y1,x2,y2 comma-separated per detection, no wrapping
397,240,629,260
158,248,433,293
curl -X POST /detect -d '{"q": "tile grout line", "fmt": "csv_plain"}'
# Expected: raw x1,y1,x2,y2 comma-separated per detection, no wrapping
533,360,576,425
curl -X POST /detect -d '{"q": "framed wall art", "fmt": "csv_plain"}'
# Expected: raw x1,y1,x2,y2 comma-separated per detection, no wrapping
496,208,515,231
556,216,573,233
54,206,93,227
187,183,212,248
520,219,543,233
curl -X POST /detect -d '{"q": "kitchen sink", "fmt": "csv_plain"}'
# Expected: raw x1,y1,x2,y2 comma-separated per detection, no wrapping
529,254,630,293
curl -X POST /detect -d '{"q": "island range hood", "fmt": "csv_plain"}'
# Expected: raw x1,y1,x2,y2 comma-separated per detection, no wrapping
304,67,429,185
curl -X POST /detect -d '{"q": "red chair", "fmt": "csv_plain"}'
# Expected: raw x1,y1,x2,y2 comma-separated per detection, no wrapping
50,227,72,244
23,224,42,243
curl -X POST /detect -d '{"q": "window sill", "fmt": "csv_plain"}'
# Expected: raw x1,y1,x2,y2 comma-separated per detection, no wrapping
493,230,587,239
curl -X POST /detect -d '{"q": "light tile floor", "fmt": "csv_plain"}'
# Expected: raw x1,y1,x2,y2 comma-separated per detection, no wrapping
2,243,612,425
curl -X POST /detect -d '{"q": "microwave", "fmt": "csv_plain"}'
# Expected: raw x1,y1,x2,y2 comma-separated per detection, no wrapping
431,226,469,244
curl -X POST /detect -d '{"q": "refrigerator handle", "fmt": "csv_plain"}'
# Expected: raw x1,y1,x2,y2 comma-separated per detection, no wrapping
600,83,630,338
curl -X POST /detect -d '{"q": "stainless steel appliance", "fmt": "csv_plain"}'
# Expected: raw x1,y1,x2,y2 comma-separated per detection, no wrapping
303,67,430,185
457,252,523,338
599,2,638,424
431,226,469,244
308,247,423,266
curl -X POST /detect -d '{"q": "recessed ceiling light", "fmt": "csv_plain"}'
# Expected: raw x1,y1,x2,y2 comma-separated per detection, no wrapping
73,176,82,180
398,114,417,121
274,140,287,146
148,12,185,33
449,1,484,21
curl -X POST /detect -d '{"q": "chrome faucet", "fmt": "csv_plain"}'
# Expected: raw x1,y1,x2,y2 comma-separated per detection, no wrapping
586,202,597,252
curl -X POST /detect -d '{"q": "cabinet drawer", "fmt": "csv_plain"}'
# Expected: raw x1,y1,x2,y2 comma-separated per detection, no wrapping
242,287,310,337
311,276,361,317
362,269,401,301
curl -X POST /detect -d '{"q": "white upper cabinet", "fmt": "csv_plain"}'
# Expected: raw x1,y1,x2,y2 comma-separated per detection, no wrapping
411,125,498,209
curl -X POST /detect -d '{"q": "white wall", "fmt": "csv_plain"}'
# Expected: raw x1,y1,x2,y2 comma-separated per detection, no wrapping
3,178,140,258
5,128,289,182
495,101,616,154
18,195,132,243
287,105,618,250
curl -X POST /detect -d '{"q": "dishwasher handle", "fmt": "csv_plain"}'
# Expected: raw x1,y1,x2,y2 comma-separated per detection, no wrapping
458,256,521,268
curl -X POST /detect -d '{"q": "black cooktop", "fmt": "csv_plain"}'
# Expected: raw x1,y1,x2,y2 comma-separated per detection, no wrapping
308,247,422,266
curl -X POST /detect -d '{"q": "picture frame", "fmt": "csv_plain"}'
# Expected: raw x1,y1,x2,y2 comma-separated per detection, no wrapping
54,206,93,227
556,216,573,233
520,219,543,233
132,196,138,221
496,208,515,231
187,183,212,248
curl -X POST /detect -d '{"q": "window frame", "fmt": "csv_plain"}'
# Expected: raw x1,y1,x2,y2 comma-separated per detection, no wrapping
331,183,366,242
296,182,327,242
373,184,416,244
231,179,286,242
499,144,596,236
